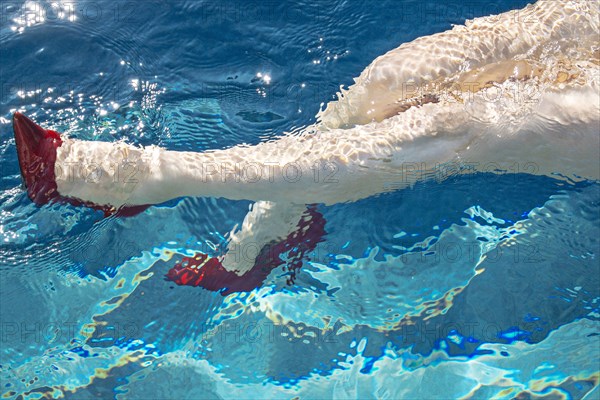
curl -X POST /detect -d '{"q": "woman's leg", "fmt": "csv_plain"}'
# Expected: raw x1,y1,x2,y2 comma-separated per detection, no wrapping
165,204,327,294
220,201,310,275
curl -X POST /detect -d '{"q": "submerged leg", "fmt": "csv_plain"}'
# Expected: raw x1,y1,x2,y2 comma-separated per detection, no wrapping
221,201,309,275
165,204,327,294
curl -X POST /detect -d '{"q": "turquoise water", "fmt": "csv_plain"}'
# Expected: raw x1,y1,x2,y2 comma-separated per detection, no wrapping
1,0,599,398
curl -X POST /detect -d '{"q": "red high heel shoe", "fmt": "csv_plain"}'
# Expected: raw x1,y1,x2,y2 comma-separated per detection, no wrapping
165,206,326,295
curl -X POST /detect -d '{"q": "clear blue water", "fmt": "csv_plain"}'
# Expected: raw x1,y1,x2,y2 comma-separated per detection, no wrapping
1,0,599,399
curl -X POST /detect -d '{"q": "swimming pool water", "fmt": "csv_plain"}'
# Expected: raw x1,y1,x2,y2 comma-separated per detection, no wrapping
1,0,599,398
